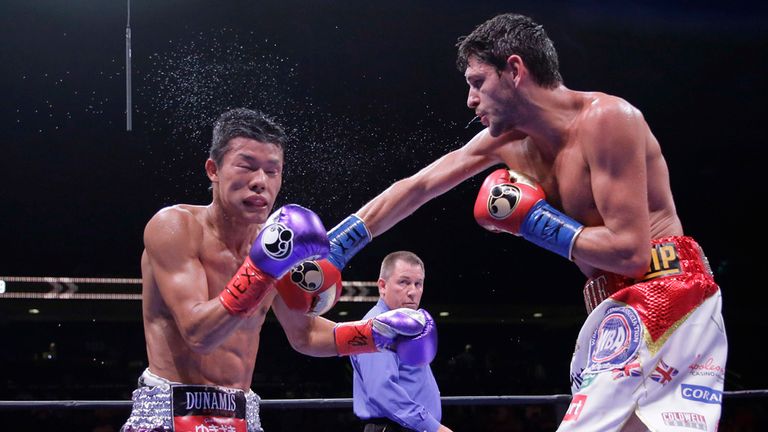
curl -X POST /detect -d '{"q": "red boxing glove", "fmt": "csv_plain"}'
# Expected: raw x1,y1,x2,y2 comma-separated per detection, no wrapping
219,256,277,316
276,259,343,316
474,168,545,235
474,168,584,260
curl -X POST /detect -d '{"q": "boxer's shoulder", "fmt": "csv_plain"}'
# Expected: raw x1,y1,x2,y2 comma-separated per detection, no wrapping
144,205,205,254
148,204,205,230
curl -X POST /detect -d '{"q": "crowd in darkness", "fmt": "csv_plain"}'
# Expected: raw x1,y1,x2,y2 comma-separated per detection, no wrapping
0,314,765,431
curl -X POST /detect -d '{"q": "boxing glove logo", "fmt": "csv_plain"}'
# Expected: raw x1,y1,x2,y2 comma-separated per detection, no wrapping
260,223,294,260
486,183,522,219
289,261,323,292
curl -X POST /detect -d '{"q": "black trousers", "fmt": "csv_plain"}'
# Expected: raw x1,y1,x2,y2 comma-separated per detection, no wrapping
362,417,416,432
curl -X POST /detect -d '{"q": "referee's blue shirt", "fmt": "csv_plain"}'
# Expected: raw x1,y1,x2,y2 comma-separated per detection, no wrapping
350,299,442,432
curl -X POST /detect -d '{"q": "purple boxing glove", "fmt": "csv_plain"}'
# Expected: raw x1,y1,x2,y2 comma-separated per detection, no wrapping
220,204,329,316
393,309,438,366
334,308,438,366
250,204,330,278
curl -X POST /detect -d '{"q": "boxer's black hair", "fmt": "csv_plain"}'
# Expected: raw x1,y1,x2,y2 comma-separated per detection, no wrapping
456,13,562,88
210,108,287,165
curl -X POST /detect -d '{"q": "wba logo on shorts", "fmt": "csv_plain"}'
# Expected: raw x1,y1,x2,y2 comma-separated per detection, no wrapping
586,306,641,373
681,384,722,404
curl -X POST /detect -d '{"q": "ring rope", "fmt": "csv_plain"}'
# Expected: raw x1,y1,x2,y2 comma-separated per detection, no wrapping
0,276,379,302
0,391,765,410
0,276,378,287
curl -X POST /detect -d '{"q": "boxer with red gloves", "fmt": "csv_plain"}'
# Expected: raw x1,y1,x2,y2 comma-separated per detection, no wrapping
218,204,330,316
474,168,584,260
312,13,727,431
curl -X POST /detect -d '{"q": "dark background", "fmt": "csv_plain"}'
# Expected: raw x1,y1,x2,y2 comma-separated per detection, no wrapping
0,1,766,430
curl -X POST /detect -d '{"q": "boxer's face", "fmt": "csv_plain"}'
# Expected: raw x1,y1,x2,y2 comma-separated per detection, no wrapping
207,137,283,224
379,259,424,310
464,56,518,137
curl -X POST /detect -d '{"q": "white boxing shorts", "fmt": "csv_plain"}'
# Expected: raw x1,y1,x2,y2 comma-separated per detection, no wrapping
560,236,727,431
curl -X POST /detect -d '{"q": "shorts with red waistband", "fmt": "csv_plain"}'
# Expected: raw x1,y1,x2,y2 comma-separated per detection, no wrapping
559,236,727,432
583,235,717,342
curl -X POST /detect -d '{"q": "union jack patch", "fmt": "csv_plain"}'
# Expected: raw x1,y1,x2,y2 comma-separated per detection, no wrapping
650,359,679,385
612,356,642,380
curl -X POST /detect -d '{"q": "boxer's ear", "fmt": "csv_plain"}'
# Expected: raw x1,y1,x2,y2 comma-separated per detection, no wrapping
205,158,218,182
504,55,524,83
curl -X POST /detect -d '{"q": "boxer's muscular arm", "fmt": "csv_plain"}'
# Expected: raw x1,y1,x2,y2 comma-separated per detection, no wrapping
571,102,651,278
144,207,243,353
272,298,438,366
357,129,517,237
271,294,338,357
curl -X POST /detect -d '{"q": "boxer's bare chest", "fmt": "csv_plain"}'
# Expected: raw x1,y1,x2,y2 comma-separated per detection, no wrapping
508,137,602,226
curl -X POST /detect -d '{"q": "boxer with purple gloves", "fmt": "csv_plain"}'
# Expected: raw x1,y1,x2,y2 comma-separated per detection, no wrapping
125,109,339,432
124,109,441,432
